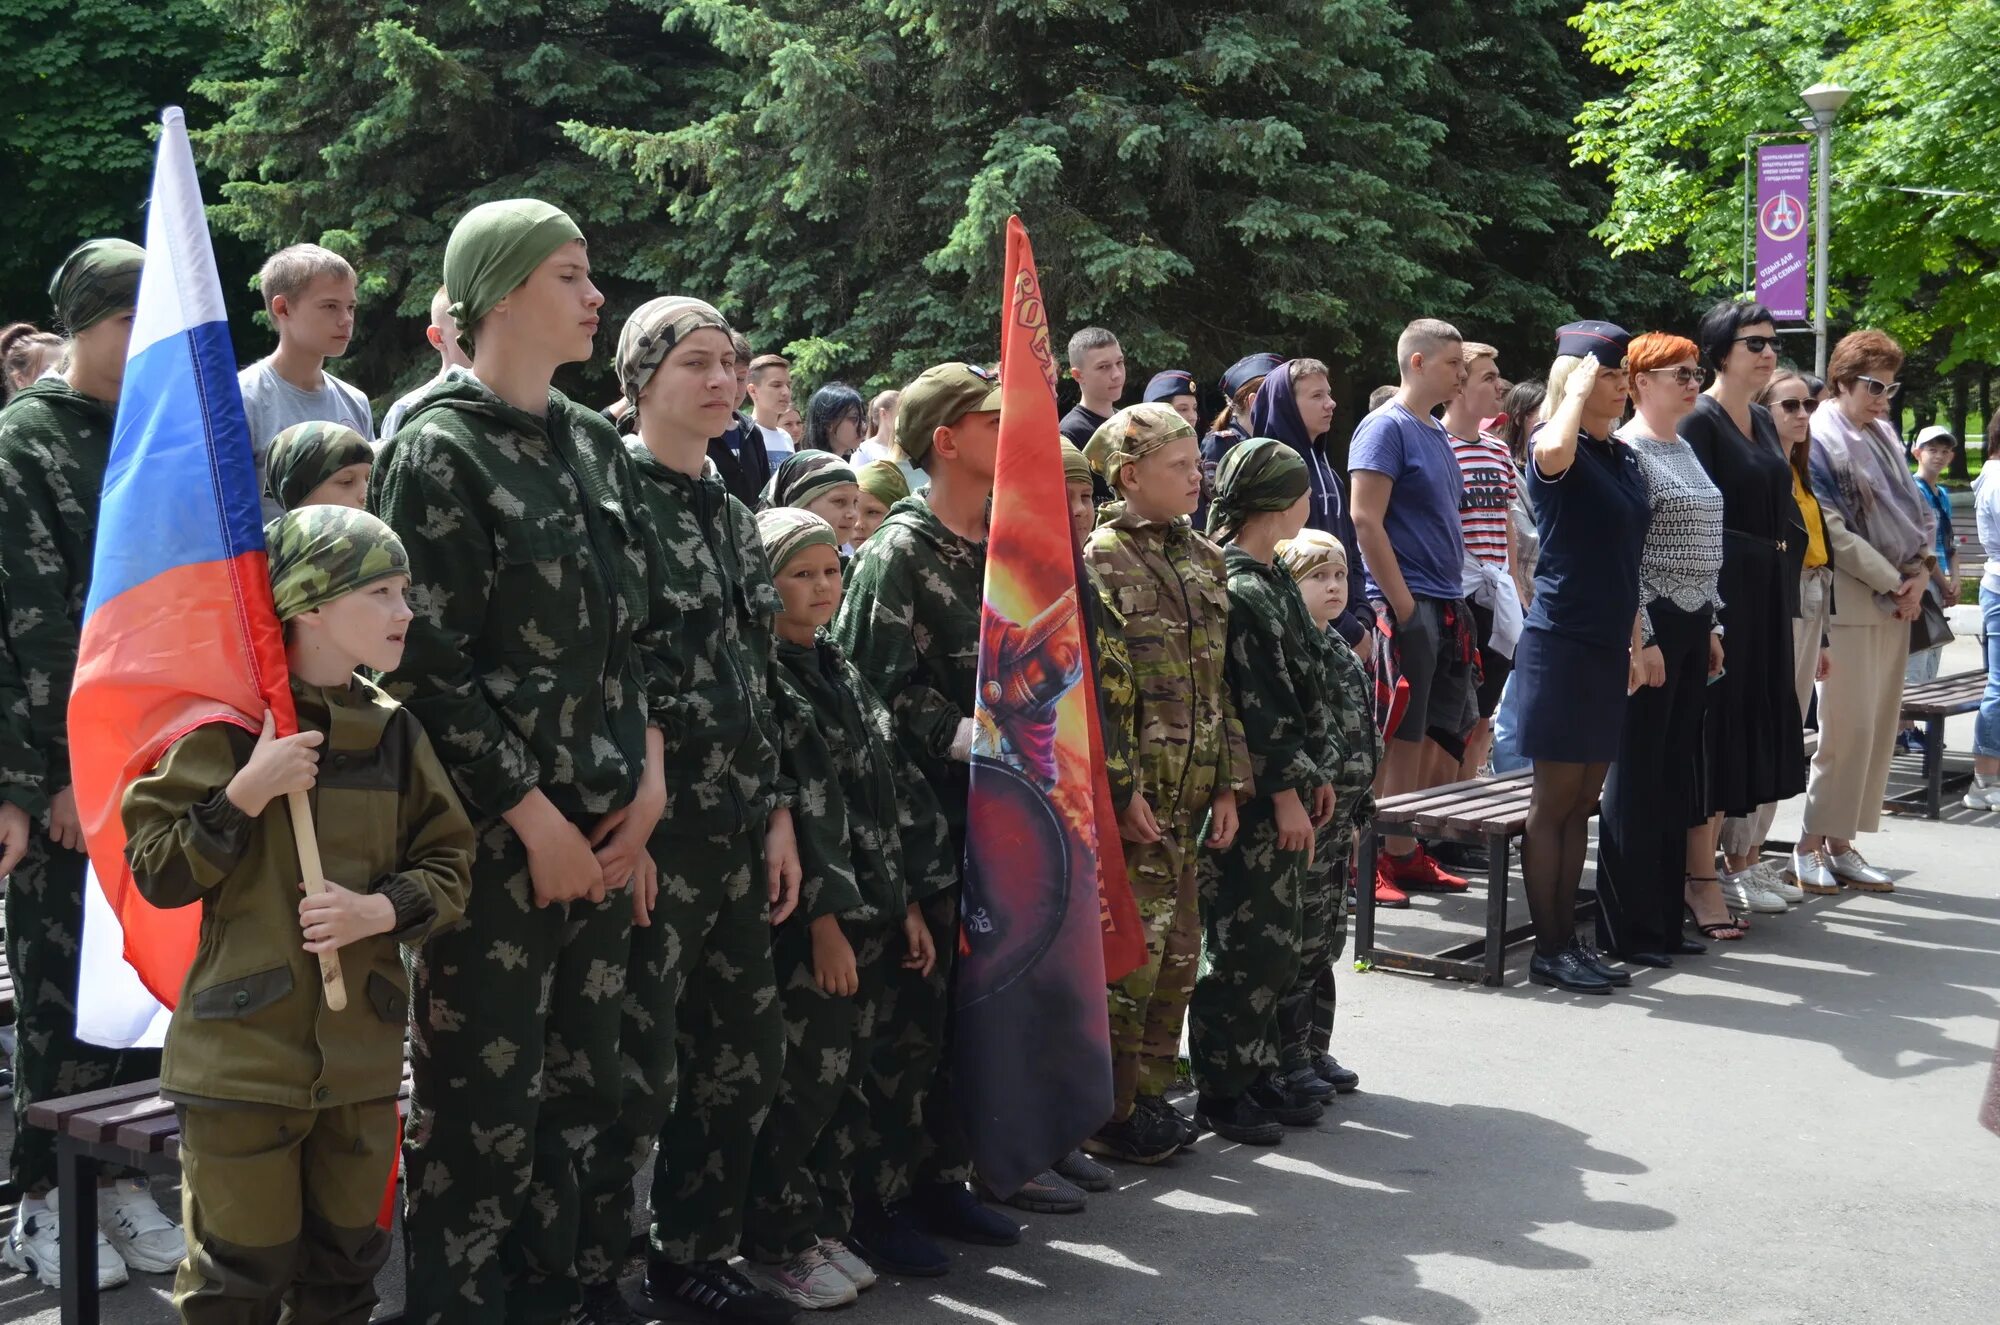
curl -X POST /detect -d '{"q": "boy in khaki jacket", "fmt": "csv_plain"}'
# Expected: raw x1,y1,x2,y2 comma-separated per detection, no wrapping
122,505,472,1325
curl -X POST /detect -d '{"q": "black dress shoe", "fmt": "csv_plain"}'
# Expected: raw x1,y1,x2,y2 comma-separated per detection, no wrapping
1618,951,1674,968
1570,941,1633,987
1529,950,1613,994
1672,935,1709,955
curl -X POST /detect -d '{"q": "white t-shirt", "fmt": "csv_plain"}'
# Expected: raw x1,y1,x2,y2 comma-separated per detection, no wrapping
759,423,795,466
238,357,375,519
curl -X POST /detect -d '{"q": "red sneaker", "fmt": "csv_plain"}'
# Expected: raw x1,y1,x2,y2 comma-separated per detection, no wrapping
1373,857,1411,908
1385,844,1469,893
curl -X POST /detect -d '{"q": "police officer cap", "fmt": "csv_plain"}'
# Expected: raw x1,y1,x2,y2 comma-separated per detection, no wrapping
1553,320,1632,369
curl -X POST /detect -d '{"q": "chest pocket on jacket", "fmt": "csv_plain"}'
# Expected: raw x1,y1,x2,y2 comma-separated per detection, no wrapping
493,514,588,653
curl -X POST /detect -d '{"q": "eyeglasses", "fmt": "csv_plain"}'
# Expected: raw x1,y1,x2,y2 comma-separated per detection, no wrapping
1855,374,1902,399
1773,398,1822,415
1733,335,1780,354
1642,366,1705,387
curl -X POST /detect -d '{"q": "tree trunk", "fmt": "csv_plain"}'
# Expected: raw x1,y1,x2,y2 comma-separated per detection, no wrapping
1950,372,1972,481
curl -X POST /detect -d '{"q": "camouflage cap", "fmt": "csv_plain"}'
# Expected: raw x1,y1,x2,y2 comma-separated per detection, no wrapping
1083,402,1195,491
443,199,584,355
1276,527,1347,580
264,421,374,511
761,448,859,512
855,458,911,507
617,295,733,406
49,239,145,335
1207,436,1309,542
1059,439,1091,487
755,506,840,573
895,362,1002,462
266,506,410,622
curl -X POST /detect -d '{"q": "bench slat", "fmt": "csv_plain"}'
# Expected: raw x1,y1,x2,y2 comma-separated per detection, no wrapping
24,1079,163,1132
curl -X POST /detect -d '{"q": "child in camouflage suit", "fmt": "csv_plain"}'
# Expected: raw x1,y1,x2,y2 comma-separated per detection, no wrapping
122,506,473,1325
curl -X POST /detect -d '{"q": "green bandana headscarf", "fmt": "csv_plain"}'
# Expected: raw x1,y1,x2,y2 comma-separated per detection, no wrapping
755,507,840,573
1083,402,1194,492
1276,528,1346,581
49,239,144,335
617,295,733,406
1059,439,1091,487
1207,437,1309,542
762,449,859,511
854,459,910,508
443,199,585,355
264,421,374,511
266,506,410,623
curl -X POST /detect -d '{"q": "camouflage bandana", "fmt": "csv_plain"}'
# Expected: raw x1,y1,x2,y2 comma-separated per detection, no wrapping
264,420,374,511
1059,439,1091,487
1083,402,1195,491
755,506,839,573
761,449,859,511
443,199,584,355
266,506,410,622
855,458,911,507
1276,527,1347,581
49,239,144,334
1207,436,1309,542
617,295,733,406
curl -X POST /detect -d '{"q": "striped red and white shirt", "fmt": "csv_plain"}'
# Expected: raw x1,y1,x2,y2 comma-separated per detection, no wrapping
1448,431,1517,569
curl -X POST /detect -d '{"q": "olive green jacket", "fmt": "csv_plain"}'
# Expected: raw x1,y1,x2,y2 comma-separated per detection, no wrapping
122,677,474,1109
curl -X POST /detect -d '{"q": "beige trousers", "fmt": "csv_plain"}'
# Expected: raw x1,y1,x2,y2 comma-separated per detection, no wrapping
1802,613,1910,839
1720,567,1832,855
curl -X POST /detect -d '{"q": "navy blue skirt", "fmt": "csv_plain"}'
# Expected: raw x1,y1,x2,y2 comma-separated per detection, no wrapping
1513,625,1630,763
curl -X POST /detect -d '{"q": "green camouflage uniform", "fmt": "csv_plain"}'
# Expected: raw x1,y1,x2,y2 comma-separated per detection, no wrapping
121,677,473,1325
0,379,160,1194
1280,626,1378,1068
1188,548,1341,1100
368,375,674,1325
0,628,41,821
830,492,981,1198
743,635,954,1262
575,446,789,1275
1081,505,1250,1117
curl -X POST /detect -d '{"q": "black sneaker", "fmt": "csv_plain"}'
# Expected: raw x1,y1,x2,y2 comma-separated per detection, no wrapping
579,1282,644,1325
640,1260,798,1323
847,1201,949,1278
1278,1065,1336,1102
1193,1093,1283,1146
1083,1105,1181,1164
1310,1052,1361,1094
909,1182,1021,1247
1052,1148,1115,1192
1136,1092,1199,1149
1248,1073,1325,1127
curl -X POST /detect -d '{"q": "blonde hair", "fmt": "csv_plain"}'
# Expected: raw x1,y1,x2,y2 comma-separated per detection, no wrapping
257,244,355,311
1463,341,1499,369
1544,354,1585,410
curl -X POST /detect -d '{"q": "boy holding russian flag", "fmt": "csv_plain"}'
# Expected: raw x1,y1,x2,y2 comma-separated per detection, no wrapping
120,505,473,1324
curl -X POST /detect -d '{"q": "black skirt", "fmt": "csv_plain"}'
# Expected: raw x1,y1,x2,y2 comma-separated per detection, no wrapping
1513,625,1630,764
1703,532,1807,816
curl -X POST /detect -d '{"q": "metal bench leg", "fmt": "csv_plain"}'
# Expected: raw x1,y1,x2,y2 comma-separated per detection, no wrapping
56,1137,100,1325
1483,833,1509,987
1923,716,1945,819
1355,828,1379,965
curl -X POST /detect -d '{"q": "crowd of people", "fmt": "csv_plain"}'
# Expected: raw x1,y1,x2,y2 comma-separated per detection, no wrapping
0,197,1996,1325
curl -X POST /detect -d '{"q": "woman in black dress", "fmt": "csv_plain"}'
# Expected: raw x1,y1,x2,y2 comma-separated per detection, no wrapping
1678,301,1807,934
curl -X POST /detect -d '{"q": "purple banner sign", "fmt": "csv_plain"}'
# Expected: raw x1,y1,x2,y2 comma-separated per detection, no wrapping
1755,143,1812,321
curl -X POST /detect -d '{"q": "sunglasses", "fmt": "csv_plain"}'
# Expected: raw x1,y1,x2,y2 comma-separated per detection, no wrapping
1856,374,1902,399
1732,335,1780,354
1642,366,1705,387
1773,397,1822,415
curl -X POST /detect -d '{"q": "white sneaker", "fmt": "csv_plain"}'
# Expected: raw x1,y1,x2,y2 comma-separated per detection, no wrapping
1753,860,1805,904
746,1245,859,1310
1720,867,1789,914
97,1178,183,1274
817,1238,876,1291
0,1192,129,1291
1964,774,2000,812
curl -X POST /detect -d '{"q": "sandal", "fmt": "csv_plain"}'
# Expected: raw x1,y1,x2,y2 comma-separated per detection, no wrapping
1683,876,1747,941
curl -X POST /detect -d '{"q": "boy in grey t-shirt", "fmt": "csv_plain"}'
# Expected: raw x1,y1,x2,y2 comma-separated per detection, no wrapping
239,244,373,520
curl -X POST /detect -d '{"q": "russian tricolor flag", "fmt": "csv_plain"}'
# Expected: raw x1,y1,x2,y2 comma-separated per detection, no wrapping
70,107,295,1048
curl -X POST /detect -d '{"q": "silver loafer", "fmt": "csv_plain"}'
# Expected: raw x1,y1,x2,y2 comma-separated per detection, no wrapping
1790,849,1840,895
1827,848,1894,892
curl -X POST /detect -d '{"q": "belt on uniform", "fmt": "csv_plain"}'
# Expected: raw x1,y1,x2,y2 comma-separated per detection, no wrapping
1724,527,1788,553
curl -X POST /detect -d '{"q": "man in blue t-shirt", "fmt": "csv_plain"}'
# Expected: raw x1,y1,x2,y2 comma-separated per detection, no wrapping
1351,317,1475,897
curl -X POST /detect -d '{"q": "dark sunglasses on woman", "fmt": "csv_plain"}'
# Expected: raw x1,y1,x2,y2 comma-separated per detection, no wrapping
1642,366,1706,387
1773,397,1821,415
1732,334,1780,354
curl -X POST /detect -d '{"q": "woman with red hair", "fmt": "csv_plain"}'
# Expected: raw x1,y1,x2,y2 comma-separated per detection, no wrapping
1596,332,1730,960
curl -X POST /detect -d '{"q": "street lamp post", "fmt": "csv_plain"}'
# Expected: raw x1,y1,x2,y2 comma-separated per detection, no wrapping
1801,81,1852,380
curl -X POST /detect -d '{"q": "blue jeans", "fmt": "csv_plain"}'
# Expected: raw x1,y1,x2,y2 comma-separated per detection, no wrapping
1977,586,2000,759
1489,671,1530,774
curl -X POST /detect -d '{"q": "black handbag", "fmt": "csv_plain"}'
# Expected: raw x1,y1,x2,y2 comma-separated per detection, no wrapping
1910,591,1954,654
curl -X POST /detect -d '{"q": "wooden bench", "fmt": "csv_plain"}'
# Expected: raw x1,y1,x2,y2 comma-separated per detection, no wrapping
1890,669,1989,819
1354,770,1595,987
26,1072,412,1325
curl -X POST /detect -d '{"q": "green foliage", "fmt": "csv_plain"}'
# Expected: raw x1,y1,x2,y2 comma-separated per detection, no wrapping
1572,0,2000,374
